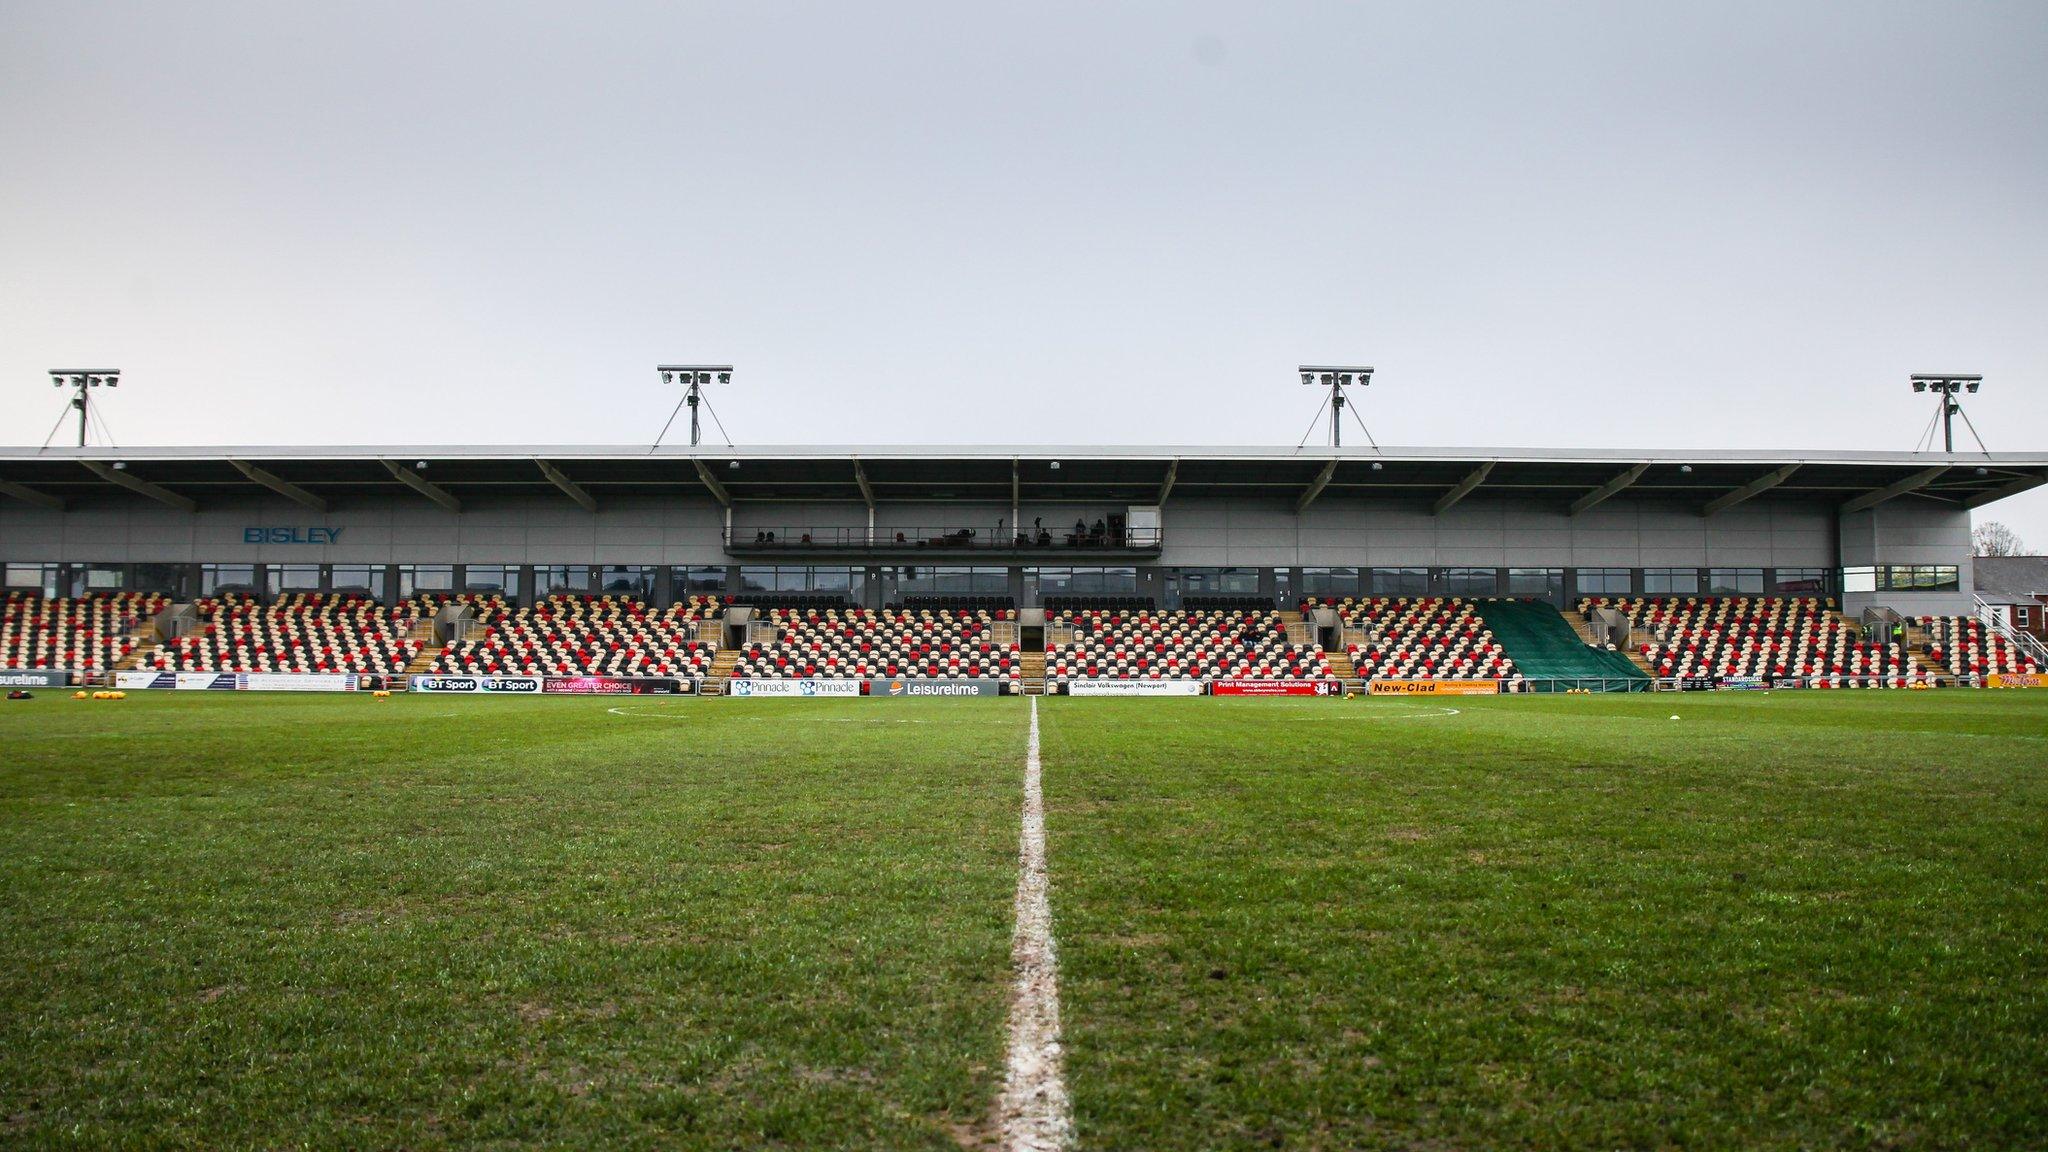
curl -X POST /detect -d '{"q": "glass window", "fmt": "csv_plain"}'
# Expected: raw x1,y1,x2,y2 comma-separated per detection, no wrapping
673,566,725,593
1706,568,1765,595
1507,568,1562,599
1442,568,1499,596
1575,568,1632,595
202,564,258,595
1842,567,1878,594
265,564,323,595
1301,568,1362,598
1770,568,1830,594
1174,568,1260,597
464,565,516,590
330,565,388,598
899,566,1006,595
1644,568,1699,595
599,565,653,599
4,563,59,597
399,565,454,598
533,565,587,595
1371,568,1429,597
1876,565,1959,592
131,563,190,599
69,564,126,596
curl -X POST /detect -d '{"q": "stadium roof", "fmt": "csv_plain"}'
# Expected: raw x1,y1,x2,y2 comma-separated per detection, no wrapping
2,445,2045,513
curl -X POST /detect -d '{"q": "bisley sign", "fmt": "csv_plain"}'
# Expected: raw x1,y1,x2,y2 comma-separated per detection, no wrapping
243,527,345,544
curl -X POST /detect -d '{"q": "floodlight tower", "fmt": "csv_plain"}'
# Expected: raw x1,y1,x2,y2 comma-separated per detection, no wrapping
49,369,121,446
1909,374,1983,453
655,364,734,447
1298,365,1373,447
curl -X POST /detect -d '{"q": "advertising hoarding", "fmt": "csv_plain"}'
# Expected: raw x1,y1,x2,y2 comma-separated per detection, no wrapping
1063,679,1205,697
725,678,863,698
0,669,71,688
1212,679,1340,697
409,675,543,694
863,678,1007,697
1366,679,1501,696
542,676,695,695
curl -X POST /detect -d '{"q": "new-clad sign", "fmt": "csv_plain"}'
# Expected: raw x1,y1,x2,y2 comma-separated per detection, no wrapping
1367,679,1500,696
1063,679,1204,697
1212,679,1340,697
726,678,862,698
410,675,542,694
864,678,1007,697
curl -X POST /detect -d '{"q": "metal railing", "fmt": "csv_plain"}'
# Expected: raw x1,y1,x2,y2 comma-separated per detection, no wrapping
725,526,1163,550
1975,594,2048,666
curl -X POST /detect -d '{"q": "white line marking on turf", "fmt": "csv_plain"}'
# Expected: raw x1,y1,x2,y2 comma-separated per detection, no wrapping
1002,696,1071,1152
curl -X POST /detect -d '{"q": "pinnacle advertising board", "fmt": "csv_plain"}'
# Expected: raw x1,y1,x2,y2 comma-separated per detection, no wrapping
725,678,863,698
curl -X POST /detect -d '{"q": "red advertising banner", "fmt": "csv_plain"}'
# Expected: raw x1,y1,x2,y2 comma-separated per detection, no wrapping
1211,679,1341,697
541,676,695,695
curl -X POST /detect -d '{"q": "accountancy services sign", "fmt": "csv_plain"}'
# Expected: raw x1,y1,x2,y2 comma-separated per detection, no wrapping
725,678,862,698
114,671,358,692
864,678,1007,697
1063,678,1205,697
1367,679,1500,696
410,675,542,694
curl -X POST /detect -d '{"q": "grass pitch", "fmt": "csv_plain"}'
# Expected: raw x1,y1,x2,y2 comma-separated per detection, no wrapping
4,690,2046,1150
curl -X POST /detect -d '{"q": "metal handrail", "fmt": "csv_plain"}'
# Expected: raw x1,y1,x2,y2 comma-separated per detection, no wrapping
1974,594,2048,665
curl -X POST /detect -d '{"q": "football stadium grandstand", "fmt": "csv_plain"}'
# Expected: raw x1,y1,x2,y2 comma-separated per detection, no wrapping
3,444,2046,694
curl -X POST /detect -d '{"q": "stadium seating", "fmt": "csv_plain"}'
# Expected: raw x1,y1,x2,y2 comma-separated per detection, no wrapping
431,594,711,678
1306,597,1516,681
152,592,423,674
1044,607,1330,681
1921,615,2042,679
730,607,1019,679
1,591,167,674
1580,595,1923,685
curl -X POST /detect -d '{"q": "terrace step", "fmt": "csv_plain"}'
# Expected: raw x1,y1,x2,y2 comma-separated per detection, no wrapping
705,647,742,693
404,646,443,676
1019,650,1046,695
113,622,160,671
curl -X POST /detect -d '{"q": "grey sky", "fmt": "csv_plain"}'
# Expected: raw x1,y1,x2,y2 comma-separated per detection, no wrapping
4,2,2045,540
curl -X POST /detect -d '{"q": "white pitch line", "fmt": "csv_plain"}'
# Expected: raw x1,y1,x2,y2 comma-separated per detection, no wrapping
1001,696,1072,1152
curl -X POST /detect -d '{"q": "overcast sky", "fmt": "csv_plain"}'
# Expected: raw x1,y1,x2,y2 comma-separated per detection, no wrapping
3,2,2045,541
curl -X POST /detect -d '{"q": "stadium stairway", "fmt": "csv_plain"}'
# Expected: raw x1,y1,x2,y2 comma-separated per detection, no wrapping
1325,646,1362,692
112,619,162,672
1019,650,1046,695
706,646,741,693
1562,604,1658,676
1476,600,1649,688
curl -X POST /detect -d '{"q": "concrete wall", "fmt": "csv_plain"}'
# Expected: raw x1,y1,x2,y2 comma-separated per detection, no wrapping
1838,501,1975,618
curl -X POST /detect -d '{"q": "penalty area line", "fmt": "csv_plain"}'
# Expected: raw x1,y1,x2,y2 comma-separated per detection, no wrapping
1001,696,1072,1151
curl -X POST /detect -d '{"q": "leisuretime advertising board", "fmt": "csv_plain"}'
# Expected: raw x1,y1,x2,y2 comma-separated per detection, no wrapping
865,678,1006,697
725,678,862,697
542,676,695,695
1367,679,1500,696
1212,679,1340,697
0,669,71,688
1064,679,1204,697
410,675,542,694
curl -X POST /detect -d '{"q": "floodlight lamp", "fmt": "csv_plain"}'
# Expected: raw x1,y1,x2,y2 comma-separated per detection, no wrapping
1371,461,1384,471
1966,380,1979,393
1049,461,1061,470
718,371,730,385
1912,380,1927,393
1320,373,1334,386
112,461,127,471
696,372,711,385
415,461,429,470
1976,467,1989,475
1680,464,1693,473
1300,372,1314,386
662,371,674,385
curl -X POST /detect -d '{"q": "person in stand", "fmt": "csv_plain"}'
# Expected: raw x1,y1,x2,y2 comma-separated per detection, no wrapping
1091,517,1107,544
1072,518,1087,546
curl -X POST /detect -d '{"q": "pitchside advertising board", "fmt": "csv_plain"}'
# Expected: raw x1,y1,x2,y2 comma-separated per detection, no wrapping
411,675,541,694
1064,679,1205,697
0,669,72,689
726,678,862,697
864,678,1008,697
1367,679,1501,696
1212,679,1341,697
409,675,694,695
114,672,362,692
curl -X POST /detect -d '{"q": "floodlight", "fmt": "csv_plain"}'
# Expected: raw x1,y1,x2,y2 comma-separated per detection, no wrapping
1300,372,1313,386
1371,461,1383,471
718,371,730,385
1049,461,1061,470
1680,465,1693,473
415,461,429,470
654,363,736,447
728,460,739,469
112,461,127,471
1912,380,1927,392
1966,380,1979,393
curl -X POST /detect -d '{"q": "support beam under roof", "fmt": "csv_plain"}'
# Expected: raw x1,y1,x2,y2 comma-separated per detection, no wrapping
1295,459,1338,514
692,458,730,507
80,461,196,512
1157,457,1179,505
1962,472,2048,510
1840,465,1948,515
1432,461,1495,515
230,459,327,512
854,458,875,510
1569,463,1649,517
536,459,597,513
1701,463,1801,518
0,480,64,511
380,459,460,513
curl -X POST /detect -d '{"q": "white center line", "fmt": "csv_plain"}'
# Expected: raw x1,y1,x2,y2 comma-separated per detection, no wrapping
1001,696,1072,1151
